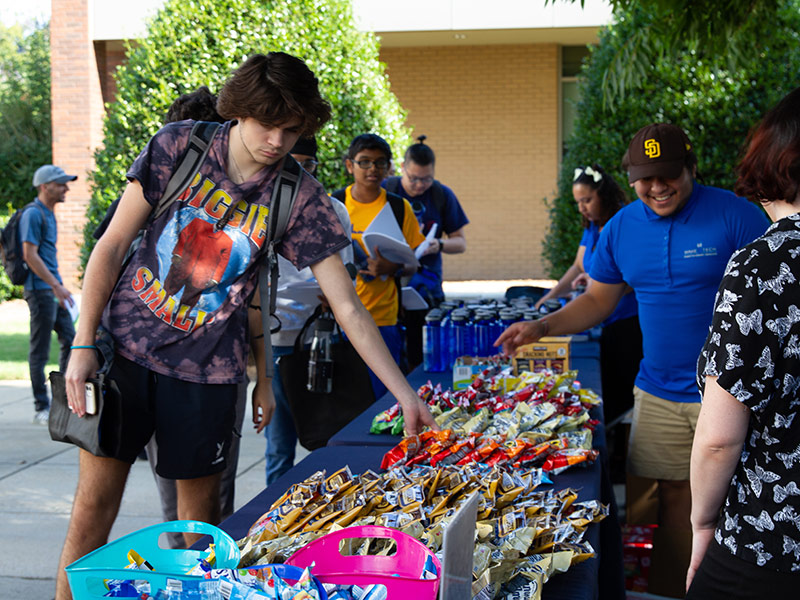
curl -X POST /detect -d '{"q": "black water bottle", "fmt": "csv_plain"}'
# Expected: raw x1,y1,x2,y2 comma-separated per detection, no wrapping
307,310,334,393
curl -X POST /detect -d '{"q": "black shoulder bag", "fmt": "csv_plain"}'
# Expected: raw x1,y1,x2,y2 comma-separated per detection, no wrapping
279,305,376,450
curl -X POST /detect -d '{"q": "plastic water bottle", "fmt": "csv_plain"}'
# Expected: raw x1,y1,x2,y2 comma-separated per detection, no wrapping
474,311,492,357
452,311,470,359
307,310,334,393
423,310,444,372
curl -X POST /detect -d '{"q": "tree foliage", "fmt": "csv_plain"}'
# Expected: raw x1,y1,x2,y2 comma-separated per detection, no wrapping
0,22,51,213
0,22,50,301
542,0,800,278
551,0,781,106
81,0,411,271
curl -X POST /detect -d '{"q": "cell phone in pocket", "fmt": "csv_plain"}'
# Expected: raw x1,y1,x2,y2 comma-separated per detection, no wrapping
84,379,100,415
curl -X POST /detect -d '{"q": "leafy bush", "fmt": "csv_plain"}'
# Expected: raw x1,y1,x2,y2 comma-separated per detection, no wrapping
542,1,800,277
0,23,51,214
81,0,411,272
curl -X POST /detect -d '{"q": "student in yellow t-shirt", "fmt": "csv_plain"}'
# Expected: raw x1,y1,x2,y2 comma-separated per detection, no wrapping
332,134,425,398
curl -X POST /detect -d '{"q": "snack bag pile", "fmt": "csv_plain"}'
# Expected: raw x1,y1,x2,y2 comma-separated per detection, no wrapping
234,465,607,600
373,366,601,475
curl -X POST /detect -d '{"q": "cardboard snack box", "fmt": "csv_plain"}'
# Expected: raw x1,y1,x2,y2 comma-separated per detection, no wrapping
512,336,571,375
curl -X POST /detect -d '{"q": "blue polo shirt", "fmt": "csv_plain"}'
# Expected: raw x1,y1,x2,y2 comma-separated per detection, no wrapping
18,199,61,291
589,183,769,402
581,222,638,326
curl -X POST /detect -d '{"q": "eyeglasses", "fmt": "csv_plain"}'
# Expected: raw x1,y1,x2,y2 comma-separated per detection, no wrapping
406,175,434,185
300,159,318,171
353,159,389,170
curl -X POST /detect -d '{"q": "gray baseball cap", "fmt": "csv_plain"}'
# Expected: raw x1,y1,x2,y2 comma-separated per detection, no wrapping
32,165,78,187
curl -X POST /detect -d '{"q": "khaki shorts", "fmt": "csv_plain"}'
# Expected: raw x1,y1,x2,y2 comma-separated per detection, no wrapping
627,386,701,481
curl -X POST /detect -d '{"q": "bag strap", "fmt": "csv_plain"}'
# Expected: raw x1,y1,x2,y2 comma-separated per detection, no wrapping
259,154,303,378
429,181,447,227
152,120,221,221
291,304,324,354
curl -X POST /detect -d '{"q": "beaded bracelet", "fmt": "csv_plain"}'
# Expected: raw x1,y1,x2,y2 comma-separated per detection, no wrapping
70,345,97,350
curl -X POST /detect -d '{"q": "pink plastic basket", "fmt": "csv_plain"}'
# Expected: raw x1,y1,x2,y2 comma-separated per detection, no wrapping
285,525,441,599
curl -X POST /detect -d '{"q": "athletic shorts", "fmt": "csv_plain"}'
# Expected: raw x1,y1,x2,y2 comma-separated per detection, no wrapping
627,386,701,481
107,353,238,479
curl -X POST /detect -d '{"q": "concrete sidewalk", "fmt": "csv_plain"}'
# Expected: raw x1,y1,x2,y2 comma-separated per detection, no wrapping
0,379,282,599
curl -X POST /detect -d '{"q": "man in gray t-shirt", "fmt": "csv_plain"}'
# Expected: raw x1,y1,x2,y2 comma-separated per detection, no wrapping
20,165,77,424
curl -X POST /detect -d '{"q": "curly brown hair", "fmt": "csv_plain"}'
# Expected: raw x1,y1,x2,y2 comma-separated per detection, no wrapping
217,52,331,135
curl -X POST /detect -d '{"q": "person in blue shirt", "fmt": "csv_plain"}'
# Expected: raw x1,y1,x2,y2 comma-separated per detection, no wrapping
497,123,769,533
535,164,642,431
21,165,78,424
383,136,469,368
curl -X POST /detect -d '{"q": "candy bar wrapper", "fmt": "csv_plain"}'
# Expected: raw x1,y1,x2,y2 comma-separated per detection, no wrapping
369,403,400,434
541,448,599,475
500,572,544,600
379,435,422,470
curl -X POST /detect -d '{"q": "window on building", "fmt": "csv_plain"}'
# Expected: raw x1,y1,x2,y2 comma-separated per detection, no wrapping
561,45,590,156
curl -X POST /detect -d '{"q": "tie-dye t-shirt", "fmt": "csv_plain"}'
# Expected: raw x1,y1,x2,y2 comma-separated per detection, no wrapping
102,120,349,384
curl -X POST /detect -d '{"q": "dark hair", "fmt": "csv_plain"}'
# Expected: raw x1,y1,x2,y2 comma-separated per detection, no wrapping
346,133,392,161
217,52,331,135
736,86,800,204
572,164,627,228
164,86,224,124
404,135,435,166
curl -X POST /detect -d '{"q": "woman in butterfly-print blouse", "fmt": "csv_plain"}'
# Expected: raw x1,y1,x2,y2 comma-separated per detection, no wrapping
687,86,800,599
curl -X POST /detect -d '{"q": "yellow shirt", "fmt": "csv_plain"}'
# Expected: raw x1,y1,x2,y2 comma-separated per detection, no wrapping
344,185,425,326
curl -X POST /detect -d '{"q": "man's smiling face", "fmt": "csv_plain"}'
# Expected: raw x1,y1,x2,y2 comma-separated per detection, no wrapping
632,166,695,217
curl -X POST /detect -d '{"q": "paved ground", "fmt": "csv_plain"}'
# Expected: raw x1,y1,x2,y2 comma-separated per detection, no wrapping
0,280,553,598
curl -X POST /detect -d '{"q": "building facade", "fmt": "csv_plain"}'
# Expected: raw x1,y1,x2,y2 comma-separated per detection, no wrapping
50,0,611,287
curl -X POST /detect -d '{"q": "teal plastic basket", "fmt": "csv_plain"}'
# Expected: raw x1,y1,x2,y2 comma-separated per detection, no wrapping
65,520,239,599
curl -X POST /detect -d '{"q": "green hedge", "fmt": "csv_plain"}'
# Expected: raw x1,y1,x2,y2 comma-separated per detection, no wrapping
542,1,800,278
80,0,411,273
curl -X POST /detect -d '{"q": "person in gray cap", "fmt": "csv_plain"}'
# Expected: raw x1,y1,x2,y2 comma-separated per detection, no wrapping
22,165,78,424
497,123,768,539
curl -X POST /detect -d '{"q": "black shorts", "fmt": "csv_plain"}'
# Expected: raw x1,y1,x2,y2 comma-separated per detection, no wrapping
107,354,238,479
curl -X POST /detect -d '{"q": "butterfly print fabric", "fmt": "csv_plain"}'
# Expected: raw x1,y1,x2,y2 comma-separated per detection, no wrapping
699,213,800,572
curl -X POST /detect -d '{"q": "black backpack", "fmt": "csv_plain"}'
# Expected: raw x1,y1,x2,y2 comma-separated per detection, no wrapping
0,201,47,285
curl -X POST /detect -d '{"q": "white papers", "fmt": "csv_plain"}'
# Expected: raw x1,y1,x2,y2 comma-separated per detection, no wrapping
401,286,429,310
414,223,438,260
364,202,404,241
361,201,419,269
363,232,419,268
277,280,322,309
65,295,79,323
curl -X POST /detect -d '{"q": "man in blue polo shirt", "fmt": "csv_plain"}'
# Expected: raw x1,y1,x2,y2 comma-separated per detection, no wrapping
496,123,768,530
21,165,78,424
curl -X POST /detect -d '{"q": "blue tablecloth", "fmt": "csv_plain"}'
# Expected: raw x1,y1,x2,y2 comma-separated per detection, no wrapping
216,339,622,600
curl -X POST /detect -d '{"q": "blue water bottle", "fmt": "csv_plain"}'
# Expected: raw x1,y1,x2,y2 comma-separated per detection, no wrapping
474,311,491,357
423,310,444,372
452,311,470,360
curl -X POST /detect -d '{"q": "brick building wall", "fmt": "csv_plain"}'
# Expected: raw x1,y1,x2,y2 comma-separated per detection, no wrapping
50,0,105,289
380,44,560,280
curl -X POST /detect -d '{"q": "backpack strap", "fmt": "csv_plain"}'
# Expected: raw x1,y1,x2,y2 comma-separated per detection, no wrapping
330,188,346,203
258,154,303,379
385,191,406,230
384,176,401,196
429,181,447,231
153,120,221,221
